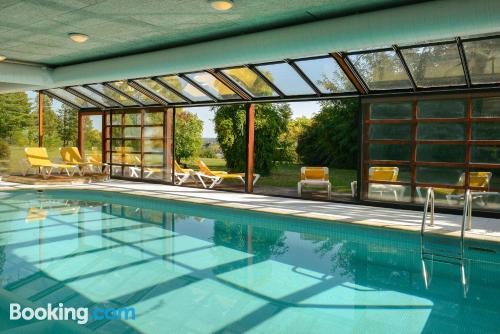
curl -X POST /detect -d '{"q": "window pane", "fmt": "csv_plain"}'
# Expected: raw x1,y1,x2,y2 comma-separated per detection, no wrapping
295,57,355,93
108,81,157,105
144,112,164,125
417,123,466,140
472,97,500,117
47,88,96,108
144,140,163,152
418,100,466,118
471,145,500,164
369,144,411,161
463,38,500,84
158,75,212,102
70,86,119,107
124,113,141,125
144,154,163,166
124,127,140,138
221,67,277,97
256,63,315,95
370,124,412,140
416,167,464,185
370,103,412,120
185,72,239,100
472,123,500,140
135,79,185,103
111,127,121,138
401,44,465,87
144,127,163,138
417,144,465,162
88,84,137,106
348,51,412,90
111,113,121,125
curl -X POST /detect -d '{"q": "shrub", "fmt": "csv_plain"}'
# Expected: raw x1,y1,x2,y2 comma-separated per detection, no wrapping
297,99,359,169
0,139,9,159
214,103,291,175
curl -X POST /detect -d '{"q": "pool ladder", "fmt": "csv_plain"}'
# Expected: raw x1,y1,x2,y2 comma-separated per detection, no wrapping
420,187,470,297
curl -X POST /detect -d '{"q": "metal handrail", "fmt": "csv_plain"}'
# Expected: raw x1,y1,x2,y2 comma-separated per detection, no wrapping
460,190,472,265
421,187,435,233
420,187,470,296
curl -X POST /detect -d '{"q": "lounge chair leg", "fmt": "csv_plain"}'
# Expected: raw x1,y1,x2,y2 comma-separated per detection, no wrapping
297,182,302,197
351,181,357,199
209,178,220,189
328,184,331,200
196,173,207,188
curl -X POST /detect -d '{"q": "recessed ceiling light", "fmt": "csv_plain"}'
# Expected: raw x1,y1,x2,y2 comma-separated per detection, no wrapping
68,33,89,43
210,0,233,11
0,55,6,62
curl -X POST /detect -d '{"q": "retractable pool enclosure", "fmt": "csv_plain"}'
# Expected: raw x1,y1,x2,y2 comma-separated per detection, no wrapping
32,31,500,215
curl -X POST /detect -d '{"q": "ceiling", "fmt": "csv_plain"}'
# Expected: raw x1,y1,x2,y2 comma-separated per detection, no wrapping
0,0,427,66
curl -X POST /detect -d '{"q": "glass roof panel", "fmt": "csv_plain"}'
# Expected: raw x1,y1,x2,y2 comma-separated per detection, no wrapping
70,86,119,107
135,78,185,103
463,37,500,84
348,51,412,90
158,75,212,102
88,84,137,106
255,63,315,95
108,81,157,105
185,72,239,100
221,67,278,97
46,88,95,108
401,43,466,87
295,57,356,93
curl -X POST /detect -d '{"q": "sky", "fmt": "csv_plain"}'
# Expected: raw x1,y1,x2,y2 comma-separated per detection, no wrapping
28,90,321,137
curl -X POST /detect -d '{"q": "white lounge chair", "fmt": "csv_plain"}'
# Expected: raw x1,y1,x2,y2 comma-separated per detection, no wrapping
298,167,331,200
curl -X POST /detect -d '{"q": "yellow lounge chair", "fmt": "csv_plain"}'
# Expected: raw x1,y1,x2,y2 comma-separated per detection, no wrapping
351,167,404,200
60,147,102,175
86,150,110,174
23,147,80,179
431,172,493,204
195,160,260,188
298,167,331,200
174,161,194,185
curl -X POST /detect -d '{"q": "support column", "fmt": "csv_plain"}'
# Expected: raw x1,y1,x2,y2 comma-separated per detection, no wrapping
78,112,84,155
164,108,174,183
171,108,176,184
245,104,255,193
38,92,43,147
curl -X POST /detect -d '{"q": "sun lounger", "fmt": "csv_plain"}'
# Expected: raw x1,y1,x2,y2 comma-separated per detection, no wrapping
298,167,331,199
195,160,260,188
23,147,80,179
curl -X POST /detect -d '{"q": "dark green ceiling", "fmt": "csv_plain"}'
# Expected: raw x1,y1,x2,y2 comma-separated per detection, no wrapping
0,0,428,66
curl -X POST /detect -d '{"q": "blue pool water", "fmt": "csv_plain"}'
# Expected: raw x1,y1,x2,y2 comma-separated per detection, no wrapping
0,189,498,333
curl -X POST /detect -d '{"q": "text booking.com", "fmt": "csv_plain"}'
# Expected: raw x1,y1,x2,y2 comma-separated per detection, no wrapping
10,303,136,325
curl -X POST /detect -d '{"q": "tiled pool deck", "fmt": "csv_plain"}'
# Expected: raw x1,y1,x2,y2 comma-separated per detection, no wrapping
1,179,499,242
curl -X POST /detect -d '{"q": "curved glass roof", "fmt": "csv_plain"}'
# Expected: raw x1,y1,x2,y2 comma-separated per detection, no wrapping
295,57,356,93
348,50,412,90
401,43,466,87
463,37,500,84
255,63,315,96
221,67,278,98
42,34,500,111
185,72,240,100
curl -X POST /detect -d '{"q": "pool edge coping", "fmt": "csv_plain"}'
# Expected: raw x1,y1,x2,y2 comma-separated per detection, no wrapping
1,184,499,244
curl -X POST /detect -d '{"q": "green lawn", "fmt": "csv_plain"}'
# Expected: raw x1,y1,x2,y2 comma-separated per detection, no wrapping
184,158,356,193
